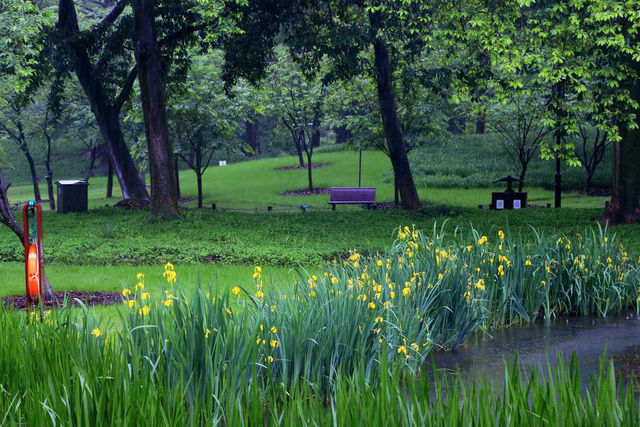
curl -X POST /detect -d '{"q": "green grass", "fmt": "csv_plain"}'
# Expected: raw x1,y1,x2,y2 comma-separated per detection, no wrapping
6,149,609,210
3,206,640,267
0,263,299,298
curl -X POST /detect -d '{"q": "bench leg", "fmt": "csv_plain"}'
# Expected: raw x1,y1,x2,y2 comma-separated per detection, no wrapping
332,204,336,211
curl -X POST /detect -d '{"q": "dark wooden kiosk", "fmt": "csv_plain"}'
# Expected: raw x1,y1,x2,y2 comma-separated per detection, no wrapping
490,176,527,210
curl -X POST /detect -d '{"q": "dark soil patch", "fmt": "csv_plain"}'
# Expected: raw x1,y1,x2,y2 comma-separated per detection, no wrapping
282,188,330,196
374,202,400,210
2,291,122,311
274,163,330,171
114,199,150,210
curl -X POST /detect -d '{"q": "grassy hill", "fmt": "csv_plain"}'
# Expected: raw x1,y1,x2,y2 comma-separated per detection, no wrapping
5,146,608,211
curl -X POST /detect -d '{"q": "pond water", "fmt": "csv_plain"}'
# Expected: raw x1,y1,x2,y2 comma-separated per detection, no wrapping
432,312,640,385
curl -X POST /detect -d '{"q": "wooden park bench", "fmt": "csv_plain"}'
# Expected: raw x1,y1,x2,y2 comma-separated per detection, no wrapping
328,187,376,210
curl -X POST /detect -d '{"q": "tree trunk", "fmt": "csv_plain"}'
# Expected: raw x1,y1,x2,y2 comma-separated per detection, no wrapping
43,130,55,211
370,11,421,210
99,108,149,200
83,146,97,182
196,171,203,209
23,149,42,202
517,161,528,192
294,132,305,166
605,57,640,223
334,125,351,144
106,160,114,198
45,175,55,211
132,0,180,220
475,118,486,134
607,122,640,223
306,151,313,191
311,116,321,148
174,157,181,199
554,153,562,208
57,0,149,202
584,169,593,194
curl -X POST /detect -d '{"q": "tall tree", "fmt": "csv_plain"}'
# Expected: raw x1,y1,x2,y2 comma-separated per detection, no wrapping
131,0,179,219
55,0,150,202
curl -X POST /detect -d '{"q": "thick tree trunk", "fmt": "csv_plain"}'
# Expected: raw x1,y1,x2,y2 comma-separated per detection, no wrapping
57,0,149,202
97,106,149,201
133,0,180,220
608,126,640,223
370,12,421,210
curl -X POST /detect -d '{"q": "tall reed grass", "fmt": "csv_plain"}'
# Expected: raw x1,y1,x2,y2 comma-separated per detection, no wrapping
1,224,637,424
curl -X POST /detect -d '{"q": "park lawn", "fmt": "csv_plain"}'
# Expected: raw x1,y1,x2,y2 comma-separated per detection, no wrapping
3,207,637,267
1,149,633,302
0,262,300,298
7,150,609,211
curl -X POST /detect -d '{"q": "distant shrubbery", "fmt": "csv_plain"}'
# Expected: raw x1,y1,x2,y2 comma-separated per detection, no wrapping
406,134,612,191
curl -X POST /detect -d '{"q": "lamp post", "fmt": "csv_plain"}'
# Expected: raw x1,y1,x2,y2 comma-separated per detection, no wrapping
358,141,362,187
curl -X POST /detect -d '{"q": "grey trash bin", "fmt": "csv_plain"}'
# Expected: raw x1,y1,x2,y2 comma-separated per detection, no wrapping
56,180,89,213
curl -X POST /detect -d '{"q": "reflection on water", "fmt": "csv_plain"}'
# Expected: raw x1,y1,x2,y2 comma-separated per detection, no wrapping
432,312,640,383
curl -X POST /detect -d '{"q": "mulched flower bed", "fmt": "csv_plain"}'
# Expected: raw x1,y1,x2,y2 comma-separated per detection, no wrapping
114,199,151,210
2,291,122,311
274,163,330,171
281,188,330,196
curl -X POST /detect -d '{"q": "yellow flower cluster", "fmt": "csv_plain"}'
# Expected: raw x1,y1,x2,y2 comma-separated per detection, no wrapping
253,266,265,299
163,263,177,283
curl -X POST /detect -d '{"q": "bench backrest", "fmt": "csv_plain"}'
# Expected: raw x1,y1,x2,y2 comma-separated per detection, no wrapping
329,187,376,202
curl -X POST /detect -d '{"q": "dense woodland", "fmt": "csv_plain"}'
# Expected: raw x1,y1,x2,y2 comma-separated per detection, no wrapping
1,0,640,226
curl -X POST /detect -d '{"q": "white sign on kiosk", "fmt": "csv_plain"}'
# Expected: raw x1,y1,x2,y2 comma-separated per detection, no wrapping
496,199,504,210
219,160,227,166
513,199,521,209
